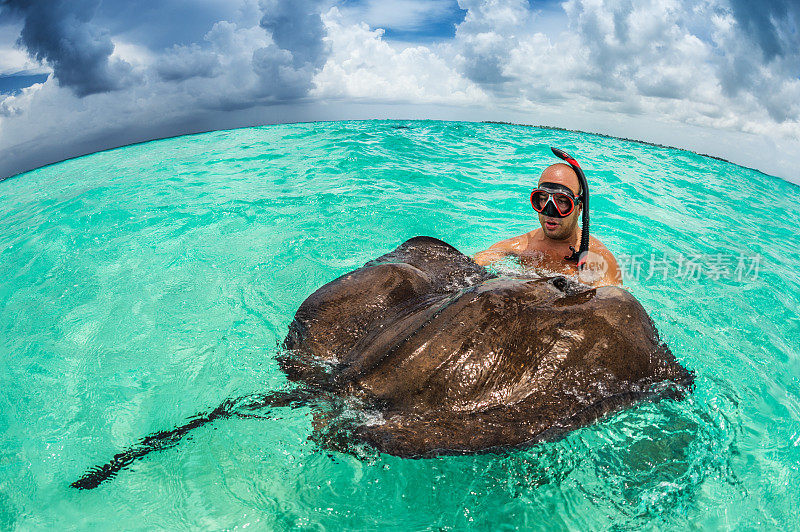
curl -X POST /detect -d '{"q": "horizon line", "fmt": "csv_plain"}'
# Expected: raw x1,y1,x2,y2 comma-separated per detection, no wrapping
0,118,780,186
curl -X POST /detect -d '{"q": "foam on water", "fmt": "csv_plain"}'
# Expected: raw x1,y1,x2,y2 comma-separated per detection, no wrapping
1,120,799,529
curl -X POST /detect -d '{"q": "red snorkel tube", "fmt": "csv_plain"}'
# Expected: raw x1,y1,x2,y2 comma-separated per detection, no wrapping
550,147,590,269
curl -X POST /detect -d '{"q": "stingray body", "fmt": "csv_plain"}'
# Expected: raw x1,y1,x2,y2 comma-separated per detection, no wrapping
71,236,692,489
279,236,693,456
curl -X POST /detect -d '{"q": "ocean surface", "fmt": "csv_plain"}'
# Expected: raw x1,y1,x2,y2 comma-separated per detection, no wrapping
1,120,798,530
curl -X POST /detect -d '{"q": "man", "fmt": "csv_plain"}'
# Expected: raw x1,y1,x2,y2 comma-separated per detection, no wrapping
474,162,622,287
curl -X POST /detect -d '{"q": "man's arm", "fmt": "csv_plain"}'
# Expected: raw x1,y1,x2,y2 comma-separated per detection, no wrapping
473,236,523,266
601,252,623,286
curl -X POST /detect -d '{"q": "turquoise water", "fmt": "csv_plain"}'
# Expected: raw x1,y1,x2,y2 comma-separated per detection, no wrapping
1,119,799,530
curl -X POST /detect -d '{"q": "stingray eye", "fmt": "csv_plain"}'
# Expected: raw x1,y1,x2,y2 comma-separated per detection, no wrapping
551,276,569,292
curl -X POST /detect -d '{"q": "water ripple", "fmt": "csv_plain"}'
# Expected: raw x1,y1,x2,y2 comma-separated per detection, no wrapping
0,120,798,529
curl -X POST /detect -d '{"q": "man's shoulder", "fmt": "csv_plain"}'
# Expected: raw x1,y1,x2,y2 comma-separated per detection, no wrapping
588,235,619,265
488,232,531,252
588,234,609,251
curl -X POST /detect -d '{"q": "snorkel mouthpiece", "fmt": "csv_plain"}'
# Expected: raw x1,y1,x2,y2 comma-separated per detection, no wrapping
550,147,590,269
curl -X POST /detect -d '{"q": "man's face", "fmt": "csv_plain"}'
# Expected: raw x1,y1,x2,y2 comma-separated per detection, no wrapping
536,164,581,241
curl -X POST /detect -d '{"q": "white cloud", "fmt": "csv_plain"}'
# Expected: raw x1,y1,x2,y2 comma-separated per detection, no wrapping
0,79,45,118
312,8,487,105
110,40,157,69
0,46,50,76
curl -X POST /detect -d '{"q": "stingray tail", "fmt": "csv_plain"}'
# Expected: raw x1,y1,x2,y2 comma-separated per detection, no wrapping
70,388,312,490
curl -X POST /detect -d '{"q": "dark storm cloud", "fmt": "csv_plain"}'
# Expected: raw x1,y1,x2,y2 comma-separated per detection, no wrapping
635,76,684,100
715,0,800,121
0,0,331,101
259,0,328,69
93,0,236,51
248,0,330,101
155,44,221,82
728,0,800,61
0,0,132,97
461,48,513,85
250,44,311,100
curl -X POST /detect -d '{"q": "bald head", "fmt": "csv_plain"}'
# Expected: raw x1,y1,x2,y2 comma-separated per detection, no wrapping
539,163,580,196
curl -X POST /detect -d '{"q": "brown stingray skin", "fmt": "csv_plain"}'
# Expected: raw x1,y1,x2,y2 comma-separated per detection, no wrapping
279,236,693,457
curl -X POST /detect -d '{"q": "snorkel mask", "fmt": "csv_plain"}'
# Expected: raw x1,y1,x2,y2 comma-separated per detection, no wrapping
543,147,590,269
530,183,581,218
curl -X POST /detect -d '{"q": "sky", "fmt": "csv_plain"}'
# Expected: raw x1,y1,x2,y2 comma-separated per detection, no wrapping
1,0,799,183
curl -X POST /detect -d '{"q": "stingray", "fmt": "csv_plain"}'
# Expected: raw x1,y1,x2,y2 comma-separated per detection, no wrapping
71,236,693,489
